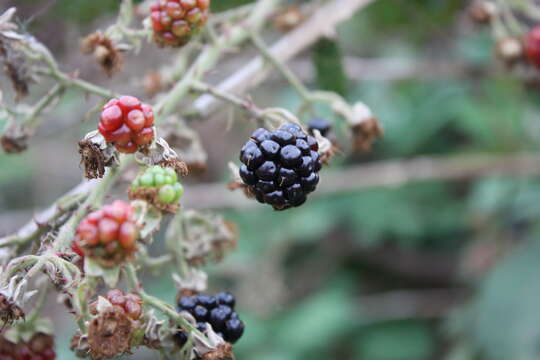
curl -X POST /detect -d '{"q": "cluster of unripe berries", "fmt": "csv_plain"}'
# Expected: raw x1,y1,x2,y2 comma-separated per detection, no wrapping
174,292,244,346
131,166,184,204
72,200,138,266
0,333,56,360
98,96,155,154
239,123,322,210
150,0,210,47
90,289,143,321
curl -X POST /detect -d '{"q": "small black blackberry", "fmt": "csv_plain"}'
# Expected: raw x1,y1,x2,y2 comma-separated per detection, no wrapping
239,123,322,210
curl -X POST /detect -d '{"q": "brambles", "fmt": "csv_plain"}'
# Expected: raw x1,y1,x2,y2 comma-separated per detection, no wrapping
150,0,211,47
98,96,155,154
72,200,139,267
0,333,56,360
129,165,184,212
239,123,322,210
176,292,245,345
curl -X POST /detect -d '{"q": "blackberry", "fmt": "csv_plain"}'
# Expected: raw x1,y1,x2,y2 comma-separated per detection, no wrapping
238,123,322,210
175,292,244,345
307,118,332,136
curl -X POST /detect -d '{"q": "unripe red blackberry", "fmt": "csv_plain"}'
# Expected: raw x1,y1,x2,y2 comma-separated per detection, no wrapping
526,25,540,69
150,0,211,47
175,292,245,345
72,200,139,267
0,333,56,360
98,96,155,154
102,289,143,320
238,123,322,210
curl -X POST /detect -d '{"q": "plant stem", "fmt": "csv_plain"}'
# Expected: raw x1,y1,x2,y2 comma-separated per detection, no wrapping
249,32,312,103
25,84,64,129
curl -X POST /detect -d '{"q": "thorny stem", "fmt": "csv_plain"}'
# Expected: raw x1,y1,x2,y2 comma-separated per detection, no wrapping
249,32,312,104
0,192,85,250
125,264,206,339
24,84,64,129
156,0,282,117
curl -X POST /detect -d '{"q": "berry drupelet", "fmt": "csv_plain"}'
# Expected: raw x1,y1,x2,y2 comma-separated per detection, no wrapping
175,292,245,345
91,289,143,321
98,96,155,154
150,0,210,47
239,123,322,210
72,200,139,267
307,118,332,137
131,165,184,205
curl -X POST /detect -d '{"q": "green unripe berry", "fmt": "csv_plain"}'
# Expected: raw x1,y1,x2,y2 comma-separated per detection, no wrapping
140,173,155,187
173,182,184,202
158,184,176,204
154,174,166,186
163,175,175,185
164,167,177,182
150,165,164,174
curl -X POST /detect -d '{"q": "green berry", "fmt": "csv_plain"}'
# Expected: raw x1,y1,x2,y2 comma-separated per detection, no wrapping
151,165,164,174
173,182,184,202
164,175,175,185
154,174,166,186
164,167,178,182
140,173,155,187
158,184,176,203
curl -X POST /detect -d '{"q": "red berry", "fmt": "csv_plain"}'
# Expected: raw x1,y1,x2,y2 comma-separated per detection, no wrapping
150,0,210,47
77,221,99,246
526,25,540,69
125,300,142,320
118,222,137,250
98,96,155,154
99,105,123,132
98,218,119,244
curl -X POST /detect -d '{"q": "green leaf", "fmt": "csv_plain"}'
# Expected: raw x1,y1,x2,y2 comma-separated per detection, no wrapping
471,239,540,360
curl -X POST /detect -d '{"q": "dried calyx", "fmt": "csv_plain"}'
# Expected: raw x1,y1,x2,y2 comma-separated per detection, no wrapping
0,275,37,328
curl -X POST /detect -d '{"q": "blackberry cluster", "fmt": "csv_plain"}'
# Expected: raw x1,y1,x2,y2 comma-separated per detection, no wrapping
72,200,139,267
98,96,155,154
239,123,322,210
150,0,210,47
0,333,56,360
174,292,244,345
526,25,540,69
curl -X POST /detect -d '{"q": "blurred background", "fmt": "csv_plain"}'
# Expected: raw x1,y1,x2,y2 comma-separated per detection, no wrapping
3,0,540,359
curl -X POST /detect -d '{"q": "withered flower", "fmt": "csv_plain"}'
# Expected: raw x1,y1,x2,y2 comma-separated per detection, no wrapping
81,32,124,77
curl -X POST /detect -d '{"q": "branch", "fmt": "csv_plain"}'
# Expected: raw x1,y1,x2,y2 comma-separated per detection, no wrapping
192,0,377,118
180,153,540,209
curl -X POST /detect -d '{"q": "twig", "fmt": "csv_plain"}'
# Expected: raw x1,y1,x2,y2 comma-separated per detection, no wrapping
192,0,377,118
180,153,540,209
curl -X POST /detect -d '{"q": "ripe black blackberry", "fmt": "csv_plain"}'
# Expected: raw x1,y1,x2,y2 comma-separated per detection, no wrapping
176,292,245,345
239,123,322,210
307,118,332,137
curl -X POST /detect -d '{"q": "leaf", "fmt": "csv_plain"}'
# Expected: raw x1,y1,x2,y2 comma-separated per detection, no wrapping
470,238,540,360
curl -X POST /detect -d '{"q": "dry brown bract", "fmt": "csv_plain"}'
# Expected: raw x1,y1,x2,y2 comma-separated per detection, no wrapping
88,306,134,360
202,343,235,360
81,32,124,77
79,139,107,179
0,128,28,153
0,293,24,329
351,116,383,153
